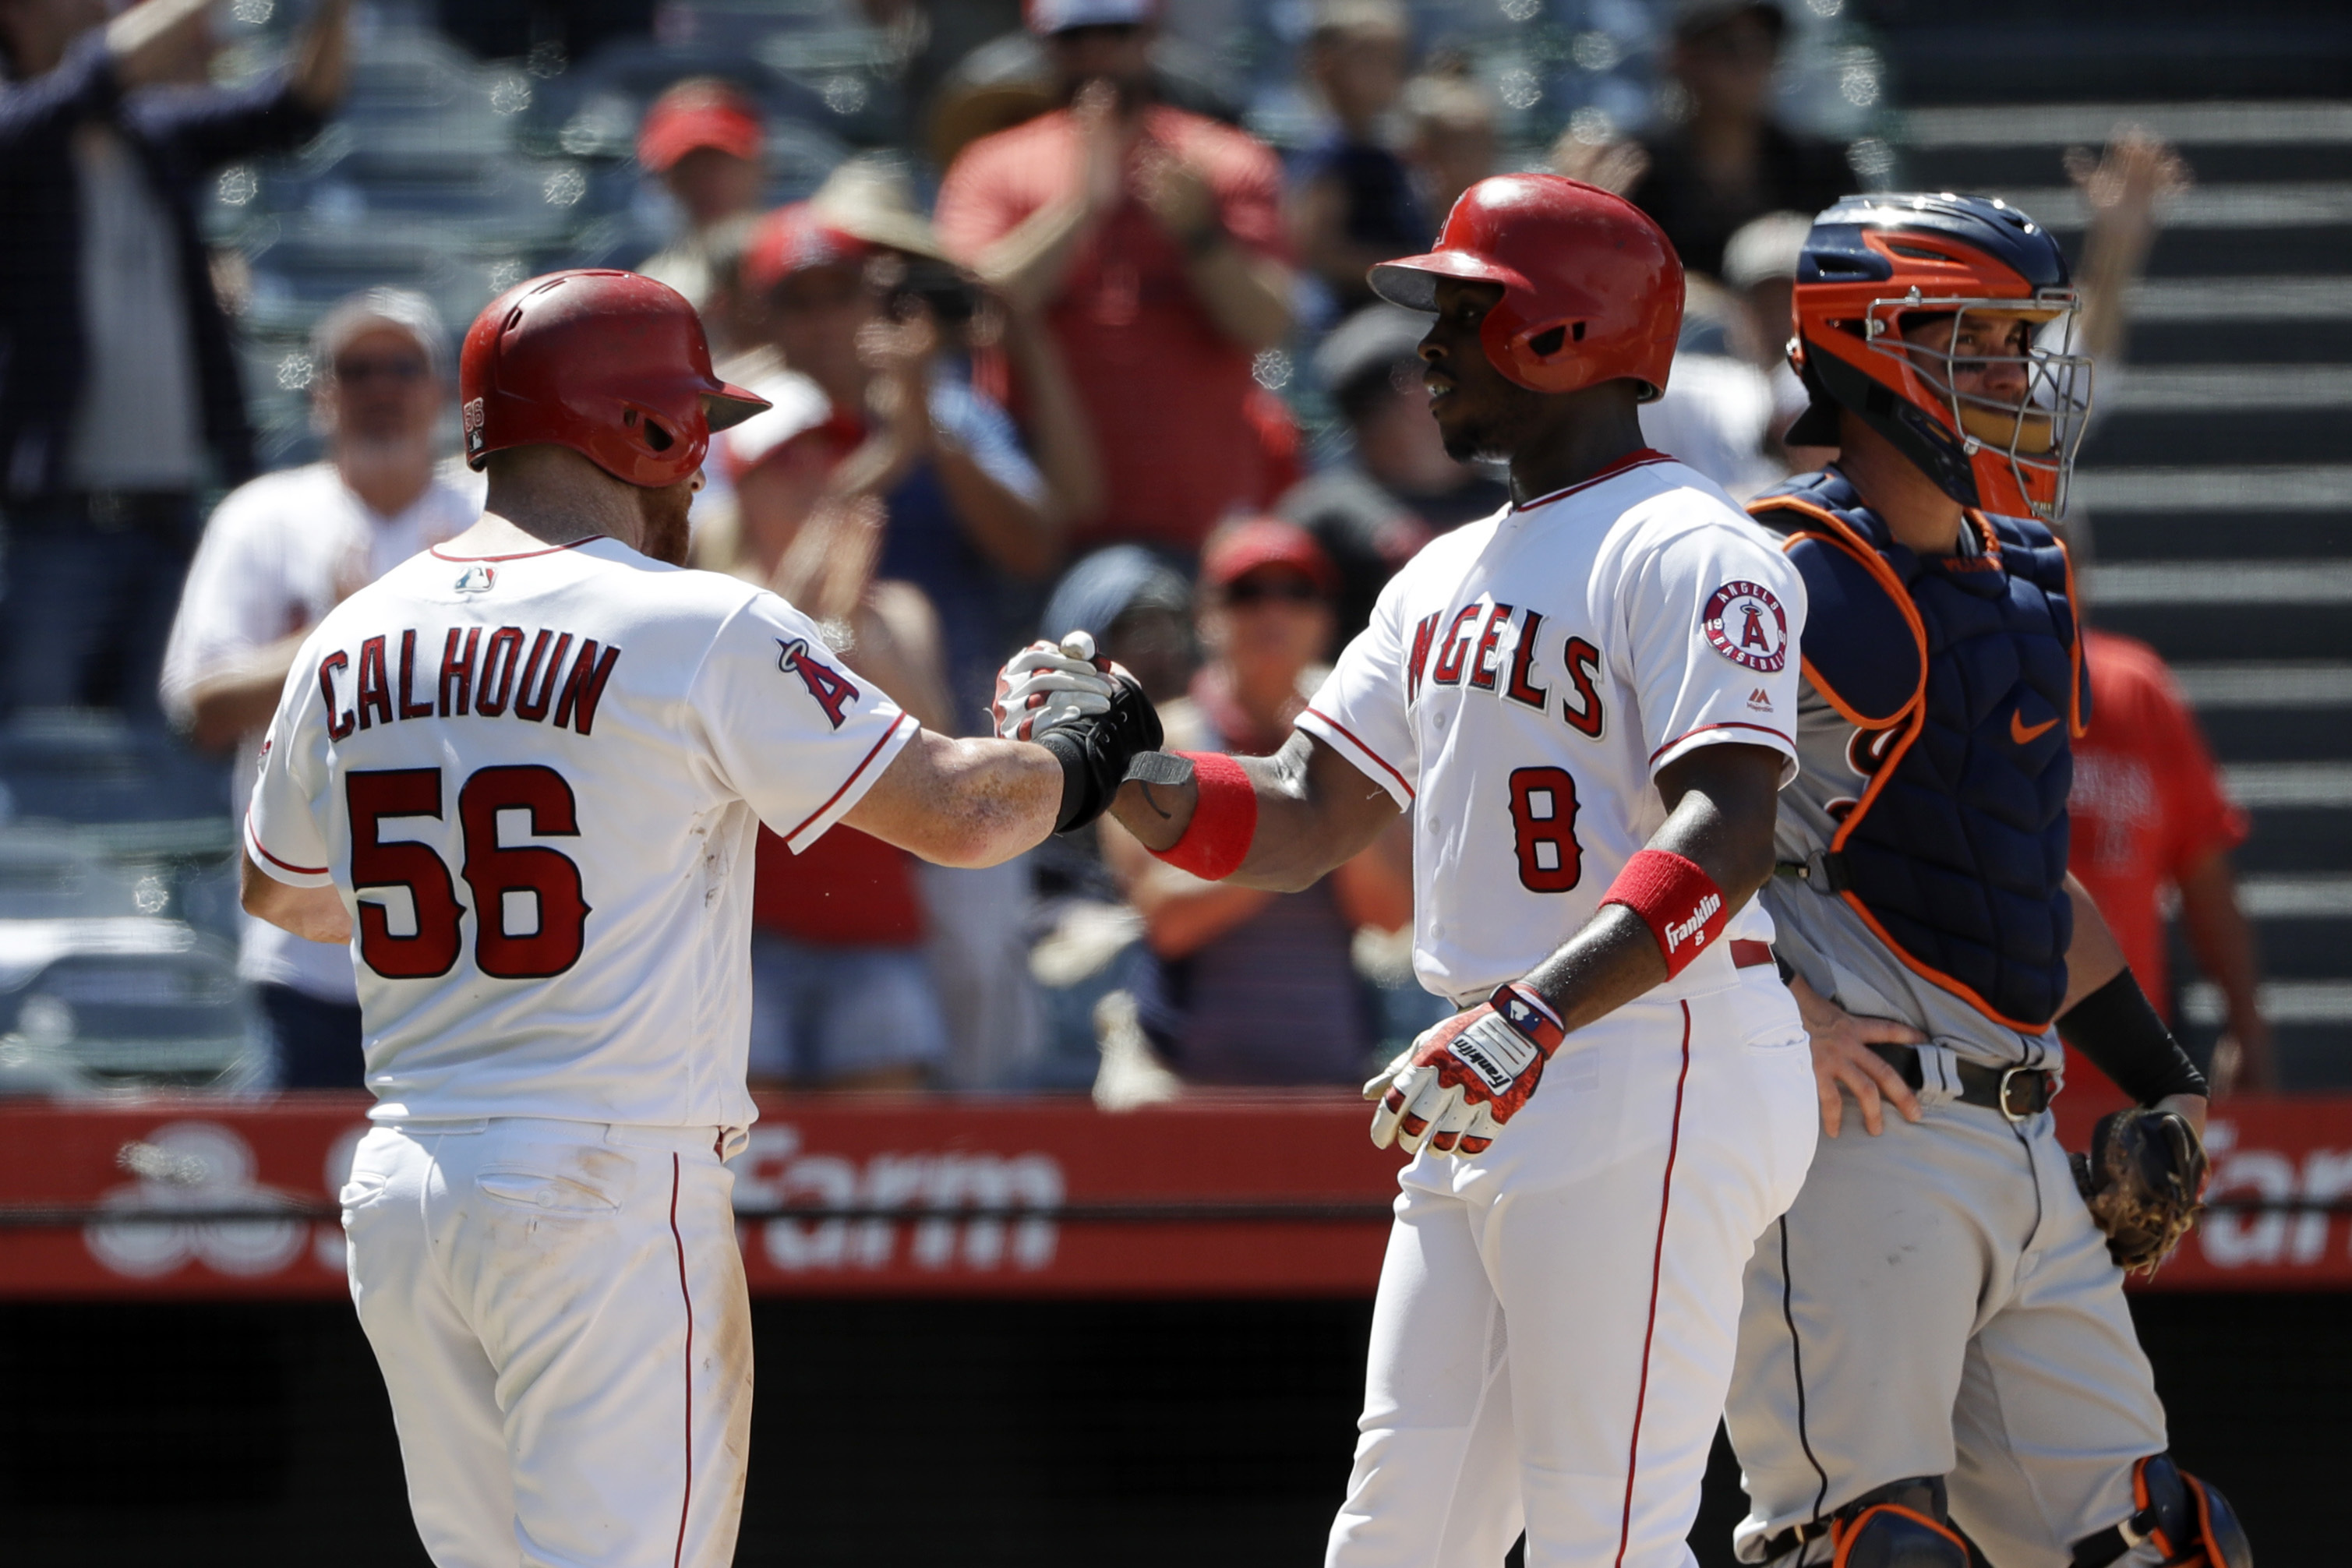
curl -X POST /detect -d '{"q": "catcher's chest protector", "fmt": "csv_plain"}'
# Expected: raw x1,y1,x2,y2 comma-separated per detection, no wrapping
1751,471,2086,1030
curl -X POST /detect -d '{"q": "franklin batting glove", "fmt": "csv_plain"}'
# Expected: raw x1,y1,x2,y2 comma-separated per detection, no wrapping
1367,984,1566,1158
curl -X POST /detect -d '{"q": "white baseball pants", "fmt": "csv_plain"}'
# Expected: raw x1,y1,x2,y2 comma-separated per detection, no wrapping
1326,980,1818,1568
341,1118,754,1568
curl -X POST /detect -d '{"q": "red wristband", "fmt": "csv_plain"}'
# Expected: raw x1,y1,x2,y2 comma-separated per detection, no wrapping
1150,750,1257,881
1602,849,1728,979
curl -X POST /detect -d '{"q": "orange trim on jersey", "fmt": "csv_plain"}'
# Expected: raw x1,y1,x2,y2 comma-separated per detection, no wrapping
779,711,913,846
245,807,327,876
2055,534,2089,740
1775,528,1928,733
1756,496,2056,1033
1510,449,1678,512
429,539,595,563
1646,720,1796,768
1613,999,1692,1568
1301,706,1416,802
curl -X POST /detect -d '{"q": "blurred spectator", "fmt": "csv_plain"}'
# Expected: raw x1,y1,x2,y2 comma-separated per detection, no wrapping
0,0,349,721
2063,126,2195,390
743,200,1071,733
701,376,956,1089
1039,543,1196,705
2070,626,2273,1095
1399,62,1496,228
1718,208,1823,471
1555,0,1851,280
633,78,767,331
1640,277,1778,496
434,0,652,67
159,288,474,1089
1287,0,1424,319
934,0,1296,559
1099,519,1411,1086
1280,304,1504,642
1024,543,1199,1081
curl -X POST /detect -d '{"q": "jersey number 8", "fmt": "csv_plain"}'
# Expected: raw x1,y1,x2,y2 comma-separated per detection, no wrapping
1507,766,1584,892
347,765,592,980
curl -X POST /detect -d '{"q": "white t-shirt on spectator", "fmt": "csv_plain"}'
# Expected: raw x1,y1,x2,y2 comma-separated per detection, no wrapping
1641,352,1778,500
161,461,481,1002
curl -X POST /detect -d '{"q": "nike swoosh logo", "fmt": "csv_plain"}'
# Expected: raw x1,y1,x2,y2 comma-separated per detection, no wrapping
2011,711,2058,745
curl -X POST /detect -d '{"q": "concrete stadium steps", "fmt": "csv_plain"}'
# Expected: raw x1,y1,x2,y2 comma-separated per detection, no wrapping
1884,80,2352,1082
1859,0,2352,107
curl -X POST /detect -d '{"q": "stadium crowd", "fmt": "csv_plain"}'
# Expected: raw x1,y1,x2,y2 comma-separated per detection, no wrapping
0,0,2272,1097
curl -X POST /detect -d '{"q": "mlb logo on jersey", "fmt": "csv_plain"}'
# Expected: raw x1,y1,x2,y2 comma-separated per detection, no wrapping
1702,581,1789,673
454,563,496,594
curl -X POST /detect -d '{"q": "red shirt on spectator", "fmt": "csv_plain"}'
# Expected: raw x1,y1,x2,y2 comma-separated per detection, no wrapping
2068,628,2248,1022
935,104,1291,555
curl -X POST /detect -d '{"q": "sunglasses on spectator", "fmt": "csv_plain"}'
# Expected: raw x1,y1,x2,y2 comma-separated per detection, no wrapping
335,355,430,385
1223,576,1324,606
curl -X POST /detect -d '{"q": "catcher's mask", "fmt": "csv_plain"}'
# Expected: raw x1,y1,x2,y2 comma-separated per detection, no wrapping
1788,192,2093,522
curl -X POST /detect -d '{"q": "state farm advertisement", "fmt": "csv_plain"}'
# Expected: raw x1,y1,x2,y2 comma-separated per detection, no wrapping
0,1093,2346,1298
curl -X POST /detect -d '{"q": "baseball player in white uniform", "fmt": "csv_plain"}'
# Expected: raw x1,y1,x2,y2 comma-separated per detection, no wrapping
1025,175,1819,1567
238,270,1163,1568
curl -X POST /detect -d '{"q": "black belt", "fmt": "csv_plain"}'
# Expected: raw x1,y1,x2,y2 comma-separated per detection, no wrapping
1870,1042,2055,1121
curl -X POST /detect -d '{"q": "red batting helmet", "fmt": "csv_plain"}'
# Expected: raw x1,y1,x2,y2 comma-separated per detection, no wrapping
460,270,768,488
1368,174,1683,402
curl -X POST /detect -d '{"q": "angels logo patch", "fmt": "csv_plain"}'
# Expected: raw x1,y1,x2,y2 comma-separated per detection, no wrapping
1702,581,1789,673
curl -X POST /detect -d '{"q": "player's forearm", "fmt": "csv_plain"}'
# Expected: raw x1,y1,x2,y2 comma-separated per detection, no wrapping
239,853,351,944
1515,745,1782,1029
2061,874,2131,1009
1107,733,1398,893
843,729,1061,868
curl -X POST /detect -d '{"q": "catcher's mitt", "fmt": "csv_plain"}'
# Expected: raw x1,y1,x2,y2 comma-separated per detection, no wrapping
2070,1107,2209,1276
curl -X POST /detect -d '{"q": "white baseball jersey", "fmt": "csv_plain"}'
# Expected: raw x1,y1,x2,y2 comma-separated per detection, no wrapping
245,535,913,1130
1298,450,1806,1006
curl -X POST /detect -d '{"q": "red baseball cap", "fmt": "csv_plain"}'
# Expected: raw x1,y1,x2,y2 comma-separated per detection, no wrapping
740,203,871,297
1202,517,1338,595
1026,0,1156,34
637,79,763,174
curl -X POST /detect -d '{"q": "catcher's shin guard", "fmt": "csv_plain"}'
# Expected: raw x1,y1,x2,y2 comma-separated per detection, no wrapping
2070,1453,2253,1568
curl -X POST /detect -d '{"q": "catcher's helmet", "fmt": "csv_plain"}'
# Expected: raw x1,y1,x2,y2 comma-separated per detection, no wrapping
1368,174,1683,402
460,269,768,488
1787,192,2092,521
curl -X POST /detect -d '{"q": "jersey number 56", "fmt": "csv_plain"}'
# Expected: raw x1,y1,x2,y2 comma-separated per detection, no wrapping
347,765,591,980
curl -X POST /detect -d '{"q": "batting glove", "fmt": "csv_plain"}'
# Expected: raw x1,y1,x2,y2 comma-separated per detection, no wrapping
1365,984,1566,1158
993,632,1116,741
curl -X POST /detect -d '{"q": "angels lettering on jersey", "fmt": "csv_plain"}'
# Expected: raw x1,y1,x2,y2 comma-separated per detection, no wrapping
1405,600,1610,739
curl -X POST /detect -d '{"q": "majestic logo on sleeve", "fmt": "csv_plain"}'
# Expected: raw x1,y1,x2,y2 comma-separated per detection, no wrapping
777,638,860,730
1702,581,1789,673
